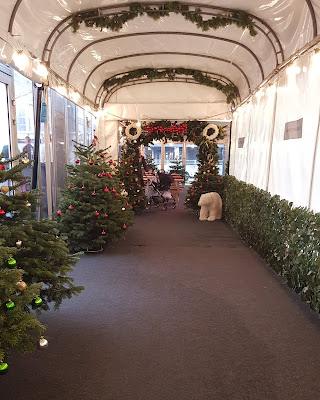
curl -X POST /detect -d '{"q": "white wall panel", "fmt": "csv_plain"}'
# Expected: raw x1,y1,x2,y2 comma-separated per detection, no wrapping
268,53,320,208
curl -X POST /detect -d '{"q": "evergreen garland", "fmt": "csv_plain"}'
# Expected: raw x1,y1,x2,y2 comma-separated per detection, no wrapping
71,3,258,37
103,68,239,104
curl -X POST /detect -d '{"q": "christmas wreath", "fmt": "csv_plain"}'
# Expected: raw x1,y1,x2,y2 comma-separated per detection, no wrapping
202,124,219,141
125,123,142,140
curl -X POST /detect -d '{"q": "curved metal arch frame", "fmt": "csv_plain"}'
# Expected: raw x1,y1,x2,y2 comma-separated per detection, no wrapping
103,77,240,105
81,31,263,97
98,69,240,103
40,5,284,66
90,51,251,106
66,31,265,87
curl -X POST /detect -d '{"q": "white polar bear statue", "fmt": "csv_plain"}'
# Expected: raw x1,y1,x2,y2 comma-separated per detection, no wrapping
198,192,222,221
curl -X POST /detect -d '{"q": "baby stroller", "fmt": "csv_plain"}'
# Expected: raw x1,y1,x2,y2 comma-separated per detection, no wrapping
145,171,176,211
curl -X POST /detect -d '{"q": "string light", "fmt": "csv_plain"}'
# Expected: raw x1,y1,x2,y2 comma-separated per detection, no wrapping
56,84,67,96
136,121,141,127
12,50,29,71
32,59,48,79
70,90,81,102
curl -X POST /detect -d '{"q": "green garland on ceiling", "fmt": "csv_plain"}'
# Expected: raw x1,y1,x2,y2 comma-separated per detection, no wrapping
103,68,239,103
71,3,258,36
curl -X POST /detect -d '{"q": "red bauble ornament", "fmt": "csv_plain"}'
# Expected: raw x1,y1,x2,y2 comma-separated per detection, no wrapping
218,180,221,183
101,231,106,235
57,210,62,215
131,159,134,162
92,192,96,196
95,211,100,216
113,162,117,166
101,172,106,176
104,214,108,217
82,186,85,189
104,188,109,192
68,185,71,189
138,200,140,203
126,172,129,175
99,153,104,157
114,193,119,198
200,186,202,189
89,160,94,165
191,193,194,196
198,166,201,170
191,186,194,189
68,205,74,210
109,160,113,163
0,164,5,171
122,224,127,230
75,159,80,164
120,160,123,163
130,170,133,173
0,209,5,217
98,174,102,178
133,201,136,204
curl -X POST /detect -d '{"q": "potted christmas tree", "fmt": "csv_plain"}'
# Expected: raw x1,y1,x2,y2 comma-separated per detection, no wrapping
57,141,134,252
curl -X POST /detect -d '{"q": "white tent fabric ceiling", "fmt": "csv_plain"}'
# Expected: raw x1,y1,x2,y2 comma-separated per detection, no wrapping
0,0,319,108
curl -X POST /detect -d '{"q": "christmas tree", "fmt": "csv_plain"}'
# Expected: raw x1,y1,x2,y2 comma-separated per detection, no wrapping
144,153,157,172
0,152,82,372
118,139,146,212
169,159,186,182
185,127,226,210
57,141,134,252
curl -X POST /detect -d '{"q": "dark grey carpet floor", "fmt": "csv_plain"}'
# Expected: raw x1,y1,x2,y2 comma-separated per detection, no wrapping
2,196,320,400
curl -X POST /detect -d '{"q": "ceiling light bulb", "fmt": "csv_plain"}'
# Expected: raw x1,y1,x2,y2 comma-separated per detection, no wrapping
13,51,29,71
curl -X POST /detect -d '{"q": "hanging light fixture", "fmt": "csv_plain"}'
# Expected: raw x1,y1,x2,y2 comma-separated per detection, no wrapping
32,59,48,79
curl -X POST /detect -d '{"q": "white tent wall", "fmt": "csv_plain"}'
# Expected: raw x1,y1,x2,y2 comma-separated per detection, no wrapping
97,119,119,161
229,49,320,211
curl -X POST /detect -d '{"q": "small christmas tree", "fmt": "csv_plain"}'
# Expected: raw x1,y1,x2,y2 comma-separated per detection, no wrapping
57,141,134,252
0,152,82,371
169,159,186,182
118,139,146,212
185,127,226,210
144,153,156,172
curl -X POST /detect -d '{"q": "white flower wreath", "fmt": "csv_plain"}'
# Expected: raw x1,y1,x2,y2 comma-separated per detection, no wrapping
125,123,142,140
202,124,219,141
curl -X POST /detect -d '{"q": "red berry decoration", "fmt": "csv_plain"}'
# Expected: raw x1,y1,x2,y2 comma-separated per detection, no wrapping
122,224,127,230
104,188,109,193
95,211,100,216
89,160,93,165
101,231,106,235
92,192,96,196
75,159,80,164
68,205,74,210
57,210,62,215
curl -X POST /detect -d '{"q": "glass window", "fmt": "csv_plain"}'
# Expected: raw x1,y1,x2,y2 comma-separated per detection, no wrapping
50,89,67,209
0,82,11,162
67,101,77,164
77,107,85,145
164,143,182,173
186,143,198,183
144,141,162,171
217,144,226,175
14,71,35,192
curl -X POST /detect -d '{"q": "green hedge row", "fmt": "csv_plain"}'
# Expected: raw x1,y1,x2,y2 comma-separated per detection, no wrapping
224,175,320,313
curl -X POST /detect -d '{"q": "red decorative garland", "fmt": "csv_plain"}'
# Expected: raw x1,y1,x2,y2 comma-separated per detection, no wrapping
145,123,187,136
